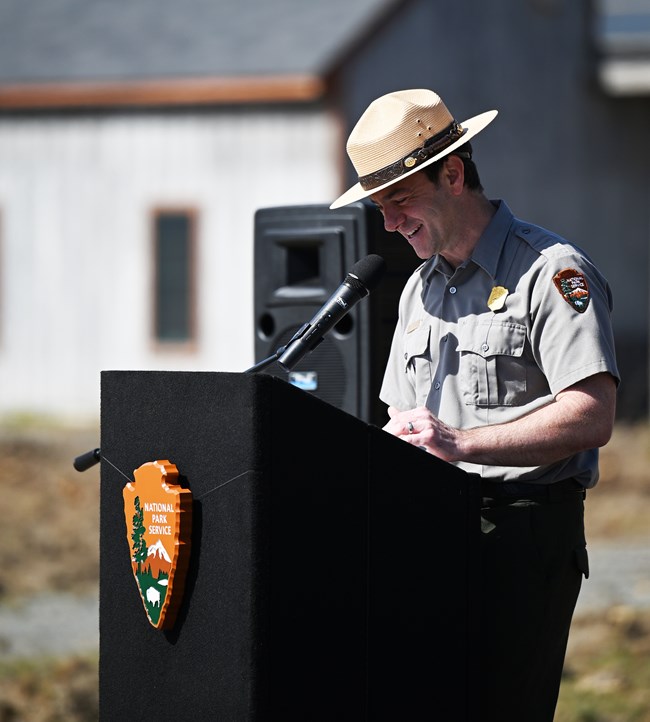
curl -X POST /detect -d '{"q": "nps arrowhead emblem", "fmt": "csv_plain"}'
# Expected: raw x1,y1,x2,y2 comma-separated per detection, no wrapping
122,460,193,630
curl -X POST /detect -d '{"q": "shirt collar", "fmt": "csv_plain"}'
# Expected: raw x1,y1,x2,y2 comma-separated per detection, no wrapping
424,199,514,283
470,199,514,278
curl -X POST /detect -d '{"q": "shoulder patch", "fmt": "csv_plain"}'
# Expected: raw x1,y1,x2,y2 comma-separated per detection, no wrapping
553,268,590,313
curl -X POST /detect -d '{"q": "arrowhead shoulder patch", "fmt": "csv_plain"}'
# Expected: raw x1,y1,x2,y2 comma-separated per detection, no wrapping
552,268,590,313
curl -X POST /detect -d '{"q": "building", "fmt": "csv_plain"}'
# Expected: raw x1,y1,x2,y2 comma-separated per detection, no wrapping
0,0,648,422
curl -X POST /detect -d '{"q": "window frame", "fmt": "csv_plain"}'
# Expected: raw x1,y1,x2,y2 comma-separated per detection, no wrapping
150,206,199,351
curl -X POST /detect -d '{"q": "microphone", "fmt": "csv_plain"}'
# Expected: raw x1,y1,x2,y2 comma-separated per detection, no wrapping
278,254,386,371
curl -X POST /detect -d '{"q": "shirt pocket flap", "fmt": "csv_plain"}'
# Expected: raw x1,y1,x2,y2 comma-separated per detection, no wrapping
457,321,526,359
403,325,431,369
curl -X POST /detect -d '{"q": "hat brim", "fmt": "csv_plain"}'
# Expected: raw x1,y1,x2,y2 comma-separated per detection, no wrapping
329,109,498,210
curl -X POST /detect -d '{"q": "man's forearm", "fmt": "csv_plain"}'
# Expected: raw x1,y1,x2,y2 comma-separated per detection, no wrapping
455,373,617,467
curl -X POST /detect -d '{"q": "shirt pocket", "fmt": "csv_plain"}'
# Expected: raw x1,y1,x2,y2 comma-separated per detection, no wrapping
457,320,527,407
402,325,433,407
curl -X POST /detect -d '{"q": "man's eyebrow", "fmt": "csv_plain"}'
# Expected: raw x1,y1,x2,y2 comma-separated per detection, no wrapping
386,186,411,201
371,187,405,207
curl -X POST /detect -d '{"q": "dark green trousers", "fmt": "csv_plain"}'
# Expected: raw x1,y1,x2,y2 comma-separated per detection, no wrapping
478,494,589,722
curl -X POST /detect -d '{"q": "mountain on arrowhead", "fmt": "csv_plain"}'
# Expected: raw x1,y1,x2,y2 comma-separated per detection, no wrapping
148,538,172,562
144,538,172,579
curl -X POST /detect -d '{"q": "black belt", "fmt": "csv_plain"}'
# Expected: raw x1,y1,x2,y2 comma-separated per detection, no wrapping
480,477,586,504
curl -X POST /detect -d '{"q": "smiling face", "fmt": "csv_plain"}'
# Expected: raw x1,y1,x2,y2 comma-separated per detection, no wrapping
369,153,495,268
370,171,444,259
370,154,469,262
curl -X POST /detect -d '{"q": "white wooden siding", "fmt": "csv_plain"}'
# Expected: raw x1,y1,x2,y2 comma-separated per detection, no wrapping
0,108,339,421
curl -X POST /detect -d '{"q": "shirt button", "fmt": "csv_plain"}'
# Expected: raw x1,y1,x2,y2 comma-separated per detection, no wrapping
404,352,408,360
434,381,441,390
481,343,489,352
449,286,457,294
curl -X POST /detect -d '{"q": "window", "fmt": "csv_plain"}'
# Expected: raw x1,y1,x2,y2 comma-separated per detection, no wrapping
152,209,197,345
593,0,650,95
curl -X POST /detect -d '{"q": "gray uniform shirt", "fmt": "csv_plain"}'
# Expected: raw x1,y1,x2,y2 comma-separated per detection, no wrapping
380,200,619,487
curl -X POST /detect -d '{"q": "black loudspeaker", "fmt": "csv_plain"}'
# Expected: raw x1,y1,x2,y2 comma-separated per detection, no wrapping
254,202,419,427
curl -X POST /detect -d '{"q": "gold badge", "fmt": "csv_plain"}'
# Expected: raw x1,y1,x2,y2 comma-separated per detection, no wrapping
404,156,417,168
487,286,509,312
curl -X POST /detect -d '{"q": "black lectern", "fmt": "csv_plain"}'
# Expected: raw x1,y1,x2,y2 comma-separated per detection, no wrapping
100,371,480,721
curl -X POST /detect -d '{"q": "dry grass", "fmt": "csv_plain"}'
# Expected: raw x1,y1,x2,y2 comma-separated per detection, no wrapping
0,419,649,721
557,606,650,722
586,422,650,541
0,425,100,601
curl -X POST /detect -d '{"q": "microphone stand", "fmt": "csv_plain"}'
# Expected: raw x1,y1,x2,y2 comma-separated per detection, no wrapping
244,319,312,375
243,346,286,374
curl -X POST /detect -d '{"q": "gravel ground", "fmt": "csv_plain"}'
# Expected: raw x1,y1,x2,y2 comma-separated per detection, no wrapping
577,542,650,614
0,594,98,660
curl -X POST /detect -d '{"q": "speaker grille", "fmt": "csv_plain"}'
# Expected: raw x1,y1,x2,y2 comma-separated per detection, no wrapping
262,326,348,410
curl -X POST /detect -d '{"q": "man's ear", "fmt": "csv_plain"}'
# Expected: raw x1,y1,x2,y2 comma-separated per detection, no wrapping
444,154,465,195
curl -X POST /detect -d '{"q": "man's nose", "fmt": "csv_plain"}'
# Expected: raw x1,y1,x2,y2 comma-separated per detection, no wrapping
382,207,402,233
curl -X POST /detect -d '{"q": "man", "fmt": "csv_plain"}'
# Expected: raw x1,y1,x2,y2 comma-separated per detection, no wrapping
330,89,619,721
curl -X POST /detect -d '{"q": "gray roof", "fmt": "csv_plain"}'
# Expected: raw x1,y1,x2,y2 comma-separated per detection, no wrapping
0,0,400,84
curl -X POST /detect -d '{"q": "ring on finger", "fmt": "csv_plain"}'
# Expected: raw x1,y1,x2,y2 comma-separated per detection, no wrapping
407,421,414,434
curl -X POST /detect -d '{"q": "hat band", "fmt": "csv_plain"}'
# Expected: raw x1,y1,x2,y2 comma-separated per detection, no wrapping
358,121,466,192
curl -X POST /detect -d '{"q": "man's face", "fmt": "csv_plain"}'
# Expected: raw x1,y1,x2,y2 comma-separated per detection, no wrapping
370,167,453,260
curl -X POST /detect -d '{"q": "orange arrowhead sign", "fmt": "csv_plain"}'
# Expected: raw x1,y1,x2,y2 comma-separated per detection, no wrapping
122,460,193,629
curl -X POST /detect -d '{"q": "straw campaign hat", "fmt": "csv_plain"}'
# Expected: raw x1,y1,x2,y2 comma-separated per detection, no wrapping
330,89,498,209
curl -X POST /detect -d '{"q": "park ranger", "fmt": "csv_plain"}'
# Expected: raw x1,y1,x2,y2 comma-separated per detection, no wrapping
330,88,619,722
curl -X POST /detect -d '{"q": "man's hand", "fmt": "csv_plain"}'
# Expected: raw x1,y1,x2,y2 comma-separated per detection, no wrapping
382,372,617,467
383,406,463,461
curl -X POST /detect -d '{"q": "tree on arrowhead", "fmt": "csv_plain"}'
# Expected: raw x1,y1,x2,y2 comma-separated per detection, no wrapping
131,495,148,574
